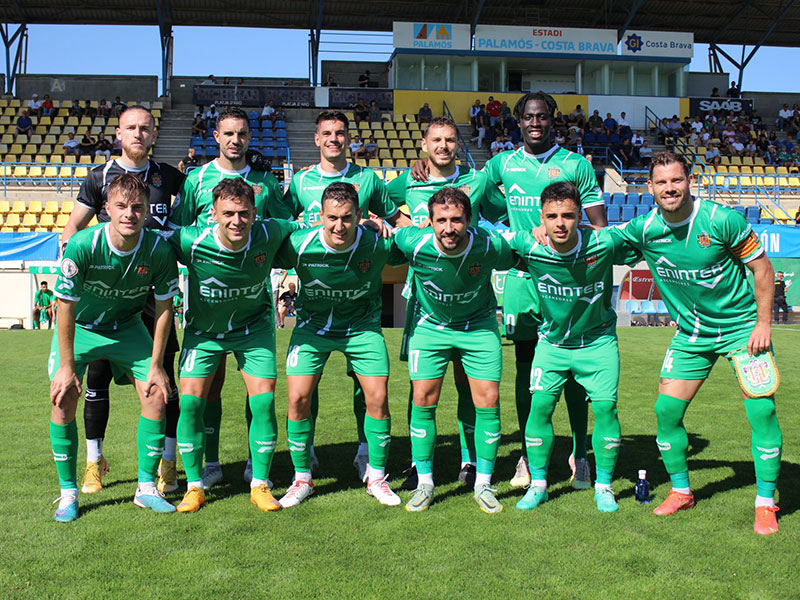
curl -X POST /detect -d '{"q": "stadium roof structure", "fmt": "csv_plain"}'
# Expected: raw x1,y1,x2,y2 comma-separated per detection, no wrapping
1,0,799,91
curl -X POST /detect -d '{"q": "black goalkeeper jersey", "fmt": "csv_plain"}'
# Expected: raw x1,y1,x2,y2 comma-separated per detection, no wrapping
76,158,185,230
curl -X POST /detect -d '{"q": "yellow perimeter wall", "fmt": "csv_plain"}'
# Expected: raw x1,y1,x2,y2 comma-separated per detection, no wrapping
393,90,588,124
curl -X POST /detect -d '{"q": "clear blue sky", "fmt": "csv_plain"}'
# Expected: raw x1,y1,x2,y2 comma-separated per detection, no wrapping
6,24,800,94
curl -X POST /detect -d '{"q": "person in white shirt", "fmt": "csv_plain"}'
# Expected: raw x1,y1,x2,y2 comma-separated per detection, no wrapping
204,104,219,129
27,93,43,118
618,112,631,136
778,104,794,131
691,116,703,133
260,101,276,124
349,135,365,159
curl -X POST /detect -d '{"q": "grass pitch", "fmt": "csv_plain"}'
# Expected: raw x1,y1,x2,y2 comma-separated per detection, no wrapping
1,327,798,599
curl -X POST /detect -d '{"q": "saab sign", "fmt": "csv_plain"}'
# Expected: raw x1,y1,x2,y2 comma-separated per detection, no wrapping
393,22,471,51
474,25,616,55
689,97,754,116
619,30,694,58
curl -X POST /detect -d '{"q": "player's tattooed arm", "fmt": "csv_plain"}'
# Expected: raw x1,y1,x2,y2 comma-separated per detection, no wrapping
746,254,775,355
50,299,82,407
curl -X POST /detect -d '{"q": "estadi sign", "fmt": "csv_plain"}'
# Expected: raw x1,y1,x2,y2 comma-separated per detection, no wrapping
393,22,471,50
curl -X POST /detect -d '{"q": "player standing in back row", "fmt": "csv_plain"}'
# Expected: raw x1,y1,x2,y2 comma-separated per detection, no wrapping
62,105,184,497
282,111,411,481
610,152,782,535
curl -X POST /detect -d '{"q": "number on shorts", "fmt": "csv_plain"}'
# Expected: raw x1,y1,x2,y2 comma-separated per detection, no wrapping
530,367,544,391
409,350,420,374
287,345,301,368
48,351,56,377
506,314,516,335
662,349,674,373
181,348,197,373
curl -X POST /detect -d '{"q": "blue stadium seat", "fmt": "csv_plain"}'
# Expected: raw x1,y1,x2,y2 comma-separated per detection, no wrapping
635,205,651,218
626,193,640,205
261,147,275,158
597,132,609,144
275,120,286,128
248,110,260,120
583,131,596,144
759,217,773,225
656,300,668,314
205,146,219,158
640,193,654,206
733,205,746,217
609,132,620,145
275,147,288,158
611,193,625,205
262,120,273,129
745,206,761,222
602,192,611,205
621,205,635,221
624,300,641,313
606,205,621,222
249,119,260,130
640,300,658,315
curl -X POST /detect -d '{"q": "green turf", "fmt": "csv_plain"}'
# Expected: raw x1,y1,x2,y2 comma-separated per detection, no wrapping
2,327,798,599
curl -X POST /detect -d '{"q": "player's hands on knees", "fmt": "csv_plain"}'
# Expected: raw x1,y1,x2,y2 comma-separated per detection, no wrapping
50,368,81,407
146,366,172,404
532,224,548,245
747,322,771,356
409,158,430,182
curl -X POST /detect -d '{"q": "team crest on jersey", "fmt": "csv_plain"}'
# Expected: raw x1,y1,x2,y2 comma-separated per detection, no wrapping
352,184,361,193
358,259,372,272
151,173,162,187
458,185,471,196
254,252,267,266
60,258,78,278
548,167,561,179
135,264,150,277
468,263,482,276
585,254,598,267
251,184,262,195
697,232,711,248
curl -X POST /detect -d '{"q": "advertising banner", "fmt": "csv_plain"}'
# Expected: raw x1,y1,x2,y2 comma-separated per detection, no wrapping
474,25,616,55
619,30,694,58
393,22,471,50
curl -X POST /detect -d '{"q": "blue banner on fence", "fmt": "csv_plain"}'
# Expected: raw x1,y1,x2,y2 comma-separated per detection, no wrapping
752,225,800,259
0,232,60,261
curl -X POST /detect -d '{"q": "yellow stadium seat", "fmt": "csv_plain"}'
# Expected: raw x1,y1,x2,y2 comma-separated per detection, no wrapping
28,200,43,213
386,131,398,140
405,150,418,159
22,144,36,155
39,213,55,229
373,130,385,139
52,116,66,127
392,149,404,159
730,156,742,166
34,154,47,163
58,166,73,178
379,149,391,160
10,201,25,213
728,166,740,174
777,167,789,175
94,155,106,164
39,116,51,126
28,166,44,180
79,155,91,164
39,144,52,155
13,165,27,178
395,159,409,168
411,131,422,140
29,134,43,145
9,143,22,155
43,166,58,180
740,176,754,187
44,201,59,214
80,117,92,126
368,159,380,168
16,227,31,233
407,123,420,131
75,166,88,178
0,214,3,226
0,200,9,213
753,166,765,175
4,213,20,227
48,155,63,164
742,156,754,165
44,134,57,145
19,154,32,163
21,213,37,227
8,99,20,108
740,166,753,174
402,140,414,149
2,155,17,164
389,140,401,149
55,213,70,227
0,133,12,144
66,117,79,127
719,156,730,165
61,201,74,214
64,155,77,164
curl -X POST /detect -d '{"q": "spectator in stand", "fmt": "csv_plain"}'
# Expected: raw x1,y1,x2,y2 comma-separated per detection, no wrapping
568,104,586,130
681,116,694,136
788,105,800,136
553,110,567,130
730,137,745,156
689,129,701,147
574,137,585,156
63,131,81,155
278,283,298,328
368,100,381,123
778,146,794,166
178,147,200,173
726,82,740,98
27,93,43,118
554,130,566,146
773,272,791,324
588,109,603,133
710,87,720,97
603,112,618,134
667,115,682,141
751,110,765,131
223,77,231,85
764,145,779,166
486,96,501,127
756,133,770,155
83,100,97,120
631,131,644,162
777,104,793,131
97,99,111,118
470,104,487,149
111,136,122,156
745,139,758,158
700,127,711,145
237,78,245,85
260,100,276,124
469,99,482,133
500,101,512,119
191,114,206,136
200,74,217,85
205,103,219,130
657,117,670,143
274,104,286,122
353,98,369,124
690,115,704,134
69,99,84,118
417,102,433,124
110,96,127,117
78,131,96,156
489,134,506,157
618,112,631,137
323,75,339,87
94,132,113,161
364,135,378,159
358,70,371,87
15,109,33,139
41,94,54,117
349,135,365,160
638,140,653,166
618,137,633,168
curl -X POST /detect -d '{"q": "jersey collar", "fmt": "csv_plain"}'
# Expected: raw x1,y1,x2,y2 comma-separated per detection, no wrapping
114,158,148,174
427,166,460,183
660,196,699,228
316,163,351,178
318,225,363,253
545,229,582,257
522,145,560,162
213,159,251,177
103,222,144,256
212,224,252,253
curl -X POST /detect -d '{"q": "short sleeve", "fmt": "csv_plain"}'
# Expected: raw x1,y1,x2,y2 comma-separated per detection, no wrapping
76,171,103,213
151,237,180,301
490,231,516,270
168,176,197,228
475,174,507,224
574,157,604,208
282,176,304,219
721,209,764,264
385,173,409,208
54,238,87,302
607,221,644,250
603,229,642,266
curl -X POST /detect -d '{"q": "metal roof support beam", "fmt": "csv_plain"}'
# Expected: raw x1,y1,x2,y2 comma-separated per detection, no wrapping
0,23,27,95
710,0,757,45
618,0,646,42
471,0,488,39
155,0,173,98
738,0,798,84
309,0,324,87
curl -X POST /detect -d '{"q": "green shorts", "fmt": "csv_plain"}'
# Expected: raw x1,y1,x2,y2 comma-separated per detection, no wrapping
286,327,389,377
48,320,152,384
179,325,277,379
659,328,757,380
408,320,502,381
530,335,619,403
502,269,540,341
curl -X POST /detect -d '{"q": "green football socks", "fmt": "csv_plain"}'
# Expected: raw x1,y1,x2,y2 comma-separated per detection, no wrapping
177,394,206,483
137,415,165,484
249,393,278,480
50,420,78,489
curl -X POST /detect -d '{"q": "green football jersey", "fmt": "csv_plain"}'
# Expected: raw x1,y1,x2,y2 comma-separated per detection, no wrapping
610,198,764,347
507,228,640,347
274,225,405,336
168,159,289,228
385,166,507,226
54,223,179,331
34,288,54,307
167,219,299,339
482,146,603,232
283,162,399,225
393,226,515,330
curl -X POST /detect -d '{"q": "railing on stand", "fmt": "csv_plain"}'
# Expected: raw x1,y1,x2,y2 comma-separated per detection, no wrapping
0,162,86,197
442,101,476,170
